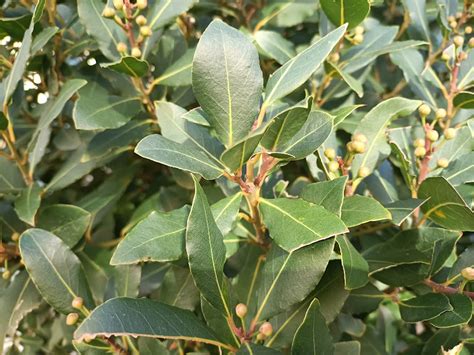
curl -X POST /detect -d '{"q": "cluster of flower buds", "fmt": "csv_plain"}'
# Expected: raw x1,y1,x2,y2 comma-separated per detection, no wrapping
66,297,85,326
324,148,339,173
352,26,364,45
347,133,367,155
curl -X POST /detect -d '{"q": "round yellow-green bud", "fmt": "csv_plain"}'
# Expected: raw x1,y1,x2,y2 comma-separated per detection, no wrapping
453,35,464,47
102,7,115,18
358,166,370,178
461,267,474,281
2,270,11,280
449,20,457,29
414,138,425,148
139,26,152,37
352,140,366,154
353,34,364,45
324,148,336,160
116,42,127,53
444,128,457,140
66,313,79,326
437,158,449,168
259,322,273,337
426,130,439,142
466,26,473,34
136,0,147,10
469,38,474,48
11,232,20,242
329,52,340,63
113,0,123,10
131,47,142,58
353,133,368,143
435,108,447,119
418,104,431,117
328,161,340,173
72,297,84,310
136,15,147,26
235,303,248,318
354,26,364,35
346,141,355,153
256,333,265,342
414,146,426,158
441,50,451,61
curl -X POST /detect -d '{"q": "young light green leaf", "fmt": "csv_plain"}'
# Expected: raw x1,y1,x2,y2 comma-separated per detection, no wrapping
101,56,150,77
399,293,452,323
320,0,370,29
341,195,391,228
291,299,334,355
135,134,224,180
14,183,42,226
111,206,189,265
192,20,263,146
220,132,264,172
260,198,348,252
264,24,347,105
19,228,94,314
336,235,369,290
186,176,231,315
301,176,348,216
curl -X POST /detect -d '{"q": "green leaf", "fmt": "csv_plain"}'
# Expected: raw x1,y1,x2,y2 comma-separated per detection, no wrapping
153,48,194,86
192,20,263,146
36,204,91,248
255,239,335,320
453,91,474,109
148,0,196,30
384,199,426,226
327,62,364,97
114,265,141,298
440,152,474,186
111,206,189,265
320,0,370,29
135,134,224,179
260,198,347,252
160,266,200,311
186,176,231,315
0,157,26,193
341,195,391,228
291,299,334,355
301,176,347,216
429,294,473,328
418,177,474,231
31,26,58,54
220,131,264,172
264,25,347,105
399,293,452,323
74,298,228,349
402,0,430,40
19,228,94,314
211,192,243,235
101,56,150,77
352,98,421,183
336,235,369,290
237,344,282,354
334,341,361,355
14,183,42,226
77,0,127,60
0,14,31,41
73,83,142,130
254,30,296,65
430,126,472,170
0,271,41,351
0,112,8,131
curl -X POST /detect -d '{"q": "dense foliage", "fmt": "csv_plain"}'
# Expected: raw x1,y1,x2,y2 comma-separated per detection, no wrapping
0,0,473,354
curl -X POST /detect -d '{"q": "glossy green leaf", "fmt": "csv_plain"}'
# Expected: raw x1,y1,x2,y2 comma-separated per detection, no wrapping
19,228,94,314
399,293,452,322
320,0,370,29
291,299,334,355
453,91,474,109
264,24,347,105
336,235,369,290
14,183,42,226
384,199,426,226
418,177,474,231
260,198,348,252
192,20,263,146
429,294,473,328
135,134,224,180
101,56,150,77
301,176,347,216
111,206,189,265
254,30,296,65
341,195,391,228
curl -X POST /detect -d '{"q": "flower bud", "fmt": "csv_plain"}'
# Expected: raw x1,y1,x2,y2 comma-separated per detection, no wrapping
461,267,474,281
414,146,426,158
353,34,364,45
136,15,147,26
116,42,127,53
469,38,474,48
447,16,455,22
329,52,340,63
414,138,425,148
441,50,451,61
102,7,116,18
72,297,84,309
435,108,447,119
466,26,473,34
136,0,147,10
453,35,464,47
324,148,336,160
2,270,11,280
449,20,457,29
444,128,457,140
354,26,364,35
353,133,368,143
235,303,248,318
352,140,366,154
437,158,449,169
113,0,123,10
259,322,273,337
346,141,355,153
131,47,142,58
426,130,439,142
358,166,370,178
418,104,431,117
140,26,152,37
66,313,79,326
11,232,19,242
328,161,339,173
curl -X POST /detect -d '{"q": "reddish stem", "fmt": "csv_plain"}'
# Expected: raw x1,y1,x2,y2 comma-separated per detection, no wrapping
423,279,474,299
